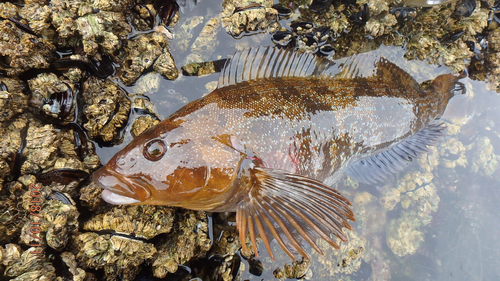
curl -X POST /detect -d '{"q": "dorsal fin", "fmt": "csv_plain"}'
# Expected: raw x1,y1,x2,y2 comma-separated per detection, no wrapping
218,46,421,89
218,47,322,88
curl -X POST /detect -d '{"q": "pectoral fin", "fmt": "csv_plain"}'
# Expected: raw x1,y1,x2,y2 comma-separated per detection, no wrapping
236,167,355,261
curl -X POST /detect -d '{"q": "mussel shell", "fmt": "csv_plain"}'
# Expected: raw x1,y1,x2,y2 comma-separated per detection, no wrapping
88,55,115,78
455,0,477,17
0,81,8,91
158,0,180,26
36,169,90,185
272,30,294,47
309,0,334,13
390,6,416,22
318,44,335,56
246,256,263,276
301,33,319,47
52,55,115,79
48,191,73,205
233,3,263,13
272,4,292,18
39,82,74,122
3,16,37,37
290,21,314,33
351,4,370,24
8,125,28,181
313,27,331,44
69,123,89,162
440,30,465,44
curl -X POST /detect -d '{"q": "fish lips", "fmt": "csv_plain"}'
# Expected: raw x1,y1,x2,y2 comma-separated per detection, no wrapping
93,166,152,205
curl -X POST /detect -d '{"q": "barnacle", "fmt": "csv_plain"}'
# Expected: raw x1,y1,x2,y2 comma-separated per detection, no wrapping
82,77,131,143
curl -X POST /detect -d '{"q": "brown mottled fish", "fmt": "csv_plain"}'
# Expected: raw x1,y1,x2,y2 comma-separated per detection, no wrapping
93,47,464,260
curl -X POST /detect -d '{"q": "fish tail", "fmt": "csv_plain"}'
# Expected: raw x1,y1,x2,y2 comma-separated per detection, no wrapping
428,72,467,100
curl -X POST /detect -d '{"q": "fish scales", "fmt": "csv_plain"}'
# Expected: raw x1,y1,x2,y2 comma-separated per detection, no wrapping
171,76,435,182
93,47,465,261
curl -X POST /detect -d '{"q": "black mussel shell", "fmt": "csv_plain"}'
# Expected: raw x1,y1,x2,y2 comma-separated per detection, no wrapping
246,256,263,276
318,44,335,56
309,0,334,13
69,123,89,162
48,191,73,205
290,21,314,33
351,4,370,24
441,30,466,44
233,3,263,13
88,55,115,78
40,82,74,121
301,33,319,47
52,55,115,79
157,0,180,26
36,169,90,185
455,0,477,18
0,81,8,91
313,27,331,44
390,6,416,23
8,125,28,182
272,30,294,47
272,4,292,18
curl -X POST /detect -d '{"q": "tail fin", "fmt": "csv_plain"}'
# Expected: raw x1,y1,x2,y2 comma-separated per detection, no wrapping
427,71,467,100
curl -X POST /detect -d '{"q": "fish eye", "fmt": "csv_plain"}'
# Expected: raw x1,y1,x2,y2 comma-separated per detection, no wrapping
143,139,167,161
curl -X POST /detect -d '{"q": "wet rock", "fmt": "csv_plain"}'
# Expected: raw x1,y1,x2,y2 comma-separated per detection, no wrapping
0,196,26,244
486,28,500,91
439,138,468,169
186,18,221,64
365,13,398,37
82,76,131,143
0,2,18,19
386,212,425,256
153,47,179,81
0,115,28,182
71,232,156,281
221,0,278,37
19,2,55,39
20,120,60,176
0,78,28,123
83,205,175,240
75,11,131,56
387,181,440,256
0,19,56,77
152,210,211,277
273,258,311,280
3,245,57,280
60,252,87,281
19,187,79,251
120,32,168,85
131,115,160,137
470,136,499,175
79,182,106,212
313,230,366,277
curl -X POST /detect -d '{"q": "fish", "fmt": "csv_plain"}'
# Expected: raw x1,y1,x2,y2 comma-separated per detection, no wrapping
92,46,465,261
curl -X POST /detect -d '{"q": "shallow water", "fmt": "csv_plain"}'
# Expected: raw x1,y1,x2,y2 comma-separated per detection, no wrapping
94,2,500,280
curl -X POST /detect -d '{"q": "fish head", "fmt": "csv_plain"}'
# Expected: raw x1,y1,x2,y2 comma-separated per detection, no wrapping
93,124,243,209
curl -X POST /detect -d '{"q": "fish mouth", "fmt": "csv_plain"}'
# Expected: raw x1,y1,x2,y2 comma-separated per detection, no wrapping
101,189,140,205
93,166,152,205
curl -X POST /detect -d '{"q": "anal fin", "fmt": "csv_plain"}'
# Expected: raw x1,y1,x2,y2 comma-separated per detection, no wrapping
346,122,446,184
236,166,355,261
